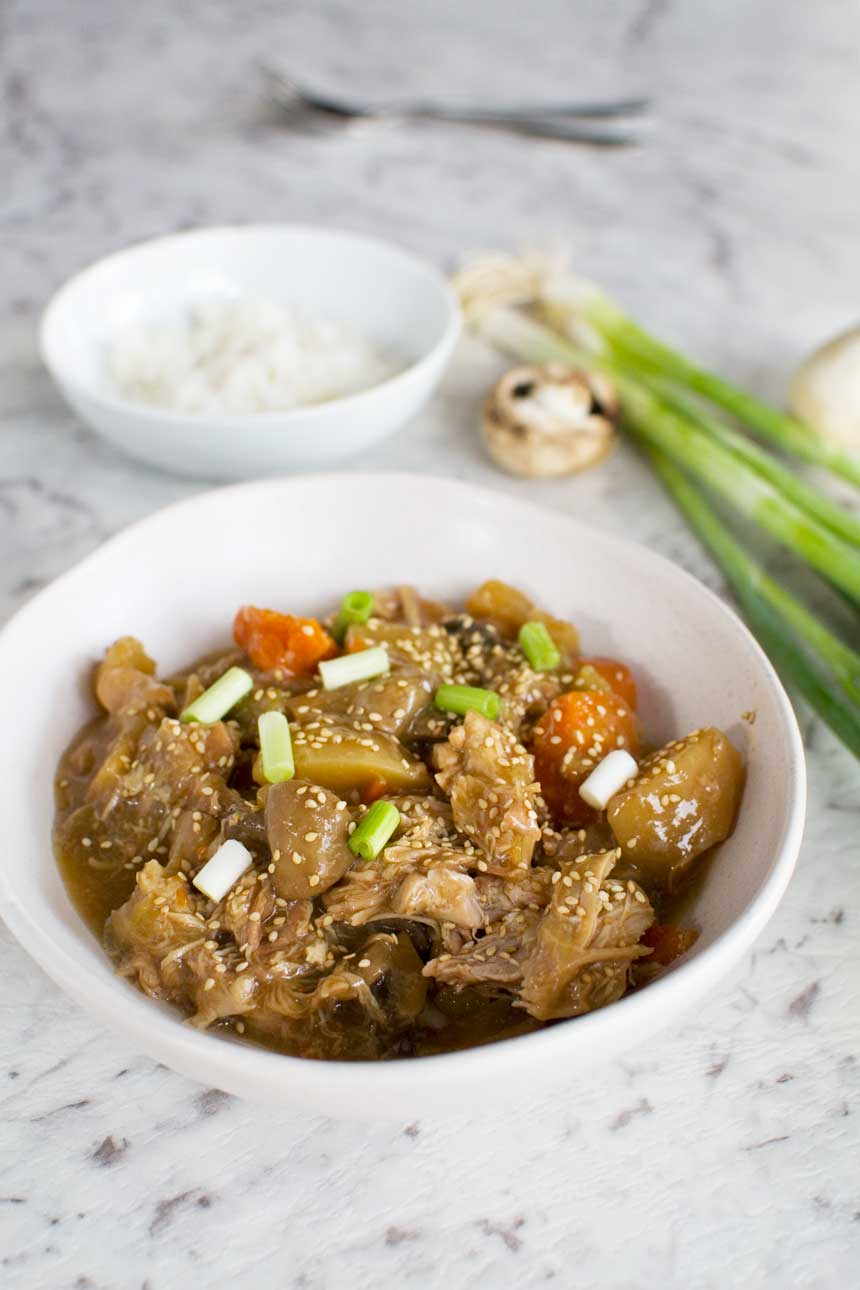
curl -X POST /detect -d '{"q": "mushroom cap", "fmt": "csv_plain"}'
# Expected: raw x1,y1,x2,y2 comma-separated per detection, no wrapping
482,362,618,479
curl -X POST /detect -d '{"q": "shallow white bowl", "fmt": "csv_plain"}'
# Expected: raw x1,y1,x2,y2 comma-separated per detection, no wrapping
40,226,461,479
0,475,805,1118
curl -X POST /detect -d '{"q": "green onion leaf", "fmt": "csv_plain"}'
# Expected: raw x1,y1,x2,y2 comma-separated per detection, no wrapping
348,800,401,862
434,684,501,720
258,711,295,783
181,666,253,724
319,645,389,691
518,621,561,672
332,590,374,645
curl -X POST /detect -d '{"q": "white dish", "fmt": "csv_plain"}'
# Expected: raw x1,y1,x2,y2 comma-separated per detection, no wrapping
0,474,806,1118
39,226,461,479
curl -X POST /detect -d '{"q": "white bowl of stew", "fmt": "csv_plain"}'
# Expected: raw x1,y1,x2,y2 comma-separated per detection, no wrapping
0,474,805,1117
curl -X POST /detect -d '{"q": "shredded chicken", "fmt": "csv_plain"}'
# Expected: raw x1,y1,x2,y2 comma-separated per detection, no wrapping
518,850,654,1020
433,711,541,872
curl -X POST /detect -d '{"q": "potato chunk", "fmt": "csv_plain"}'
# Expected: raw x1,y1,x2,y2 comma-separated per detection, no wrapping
266,779,354,899
607,727,743,887
291,724,431,794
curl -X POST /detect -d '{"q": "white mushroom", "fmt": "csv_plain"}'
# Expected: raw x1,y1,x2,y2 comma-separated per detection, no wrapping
789,324,860,454
482,362,617,478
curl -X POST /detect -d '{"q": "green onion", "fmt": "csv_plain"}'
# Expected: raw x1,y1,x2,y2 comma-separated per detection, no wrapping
318,645,389,691
181,666,253,724
647,379,860,547
258,711,295,783
650,450,860,758
544,280,860,489
348,800,401,862
476,308,860,603
434,684,501,720
518,621,561,672
332,590,374,646
459,256,860,762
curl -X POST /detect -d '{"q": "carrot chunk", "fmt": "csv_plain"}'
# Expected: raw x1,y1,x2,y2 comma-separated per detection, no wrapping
532,690,639,824
233,606,337,675
578,656,638,710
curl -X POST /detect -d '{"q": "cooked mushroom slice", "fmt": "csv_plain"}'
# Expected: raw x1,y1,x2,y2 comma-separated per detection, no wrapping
482,362,617,478
265,779,354,899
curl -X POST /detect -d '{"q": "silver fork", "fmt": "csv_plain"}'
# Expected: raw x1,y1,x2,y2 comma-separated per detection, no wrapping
261,64,650,146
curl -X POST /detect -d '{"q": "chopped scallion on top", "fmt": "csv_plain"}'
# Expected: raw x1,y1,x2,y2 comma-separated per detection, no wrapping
434,684,501,720
348,800,401,862
518,621,561,672
258,711,295,783
181,666,253,724
192,839,253,903
318,645,389,691
332,590,374,645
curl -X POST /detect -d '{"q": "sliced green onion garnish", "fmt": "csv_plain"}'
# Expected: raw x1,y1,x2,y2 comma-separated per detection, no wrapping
258,711,295,783
348,800,401,862
518,621,561,672
434,684,501,720
181,666,253,724
332,590,374,645
319,645,389,691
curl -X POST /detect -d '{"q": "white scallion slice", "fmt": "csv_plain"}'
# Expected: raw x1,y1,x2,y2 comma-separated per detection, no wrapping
192,839,253,903
578,749,639,810
258,711,295,783
318,645,389,691
181,666,253,724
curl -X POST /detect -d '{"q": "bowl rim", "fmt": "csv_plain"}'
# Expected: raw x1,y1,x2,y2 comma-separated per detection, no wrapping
0,472,807,1095
38,223,463,433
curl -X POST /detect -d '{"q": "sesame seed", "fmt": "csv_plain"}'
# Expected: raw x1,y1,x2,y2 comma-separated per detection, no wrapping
358,958,371,968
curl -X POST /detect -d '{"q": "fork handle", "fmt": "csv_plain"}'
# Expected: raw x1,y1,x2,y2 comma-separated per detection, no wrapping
386,97,649,122
407,110,638,146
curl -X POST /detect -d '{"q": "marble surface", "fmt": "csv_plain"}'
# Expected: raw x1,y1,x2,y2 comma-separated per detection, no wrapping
2,1,859,1286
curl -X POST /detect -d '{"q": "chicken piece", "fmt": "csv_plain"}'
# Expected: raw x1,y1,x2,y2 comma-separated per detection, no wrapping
345,618,463,681
473,868,555,922
95,637,175,717
220,872,277,954
179,942,262,1029
433,711,541,873
288,661,434,740
322,803,476,930
322,864,397,926
441,616,572,735
265,779,354,899
393,869,484,930
106,860,207,998
253,931,427,1059
517,850,654,1021
87,716,238,849
607,727,743,888
423,908,541,988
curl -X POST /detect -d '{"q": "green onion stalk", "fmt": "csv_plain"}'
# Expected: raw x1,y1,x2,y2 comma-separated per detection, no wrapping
646,450,860,759
538,277,860,489
476,307,860,605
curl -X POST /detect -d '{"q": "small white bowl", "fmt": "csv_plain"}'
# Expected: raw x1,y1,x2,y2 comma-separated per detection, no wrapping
0,475,805,1118
40,226,461,479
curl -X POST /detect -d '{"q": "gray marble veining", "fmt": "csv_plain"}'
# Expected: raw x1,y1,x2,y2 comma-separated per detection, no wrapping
1,2,858,1287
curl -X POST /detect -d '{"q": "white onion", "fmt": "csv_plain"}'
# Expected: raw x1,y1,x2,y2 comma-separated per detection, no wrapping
578,749,639,810
192,839,253,903
790,324,860,454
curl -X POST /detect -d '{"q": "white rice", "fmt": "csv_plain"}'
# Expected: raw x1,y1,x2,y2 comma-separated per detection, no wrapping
108,295,399,415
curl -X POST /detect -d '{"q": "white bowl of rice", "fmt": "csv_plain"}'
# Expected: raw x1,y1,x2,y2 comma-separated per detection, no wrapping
40,225,461,479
